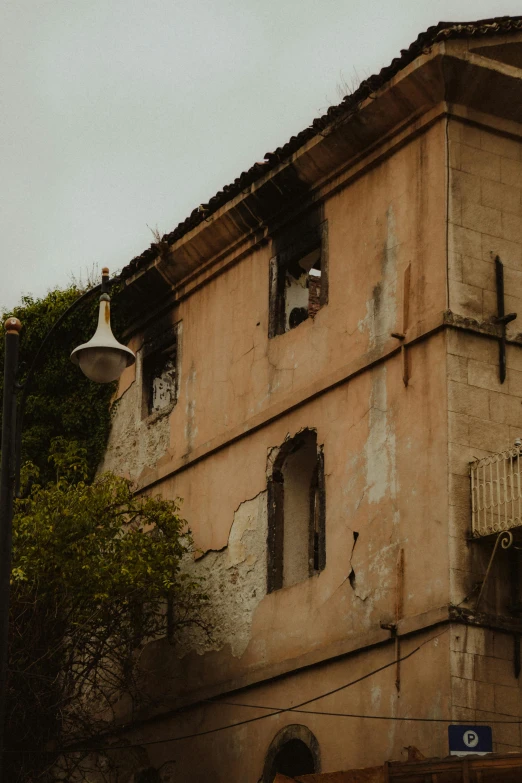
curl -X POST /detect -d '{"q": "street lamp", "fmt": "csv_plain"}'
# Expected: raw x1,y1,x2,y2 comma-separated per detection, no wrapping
0,268,134,780
70,282,135,383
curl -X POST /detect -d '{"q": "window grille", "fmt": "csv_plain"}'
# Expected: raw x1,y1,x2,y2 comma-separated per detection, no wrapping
470,446,522,538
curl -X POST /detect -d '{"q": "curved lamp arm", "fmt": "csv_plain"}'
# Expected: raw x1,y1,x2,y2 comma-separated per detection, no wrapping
13,271,119,495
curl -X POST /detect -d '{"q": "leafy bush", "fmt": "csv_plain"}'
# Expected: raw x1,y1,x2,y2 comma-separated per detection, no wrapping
7,442,208,782
0,287,209,781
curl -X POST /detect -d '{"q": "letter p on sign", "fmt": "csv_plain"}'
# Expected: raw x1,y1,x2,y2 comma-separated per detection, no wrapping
448,725,492,756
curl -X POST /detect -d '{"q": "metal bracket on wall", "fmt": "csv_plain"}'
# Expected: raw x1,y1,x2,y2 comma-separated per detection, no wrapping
391,333,408,386
494,256,517,384
475,530,514,611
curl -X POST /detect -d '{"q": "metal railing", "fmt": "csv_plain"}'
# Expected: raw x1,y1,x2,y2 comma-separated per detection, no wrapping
471,445,522,538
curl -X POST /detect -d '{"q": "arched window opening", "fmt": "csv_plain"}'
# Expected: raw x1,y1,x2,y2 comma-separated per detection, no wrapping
273,739,316,778
262,725,320,783
267,429,326,592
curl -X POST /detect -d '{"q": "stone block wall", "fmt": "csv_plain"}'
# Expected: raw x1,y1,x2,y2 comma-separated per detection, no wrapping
447,331,522,610
448,118,522,750
448,118,522,606
448,119,522,334
451,625,522,752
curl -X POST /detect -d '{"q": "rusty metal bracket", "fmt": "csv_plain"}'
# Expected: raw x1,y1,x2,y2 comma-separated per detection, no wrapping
475,530,514,611
494,256,517,384
391,333,408,387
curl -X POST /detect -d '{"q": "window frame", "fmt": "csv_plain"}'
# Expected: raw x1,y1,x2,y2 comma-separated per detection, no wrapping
140,321,181,421
266,431,326,593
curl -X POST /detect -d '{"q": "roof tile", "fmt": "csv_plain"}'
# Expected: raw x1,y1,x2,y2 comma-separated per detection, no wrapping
122,16,522,281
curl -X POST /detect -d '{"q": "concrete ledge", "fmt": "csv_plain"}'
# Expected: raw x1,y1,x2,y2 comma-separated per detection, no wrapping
137,311,522,493
78,602,522,739
117,605,452,733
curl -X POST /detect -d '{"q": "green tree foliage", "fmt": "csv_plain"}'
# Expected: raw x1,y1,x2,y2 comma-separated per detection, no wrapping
7,443,208,782
0,284,123,484
0,287,209,780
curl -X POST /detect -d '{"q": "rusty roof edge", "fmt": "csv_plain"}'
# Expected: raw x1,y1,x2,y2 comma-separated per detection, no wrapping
121,16,522,283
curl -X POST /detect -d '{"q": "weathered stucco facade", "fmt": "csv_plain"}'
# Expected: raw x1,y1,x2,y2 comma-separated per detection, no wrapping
100,18,522,782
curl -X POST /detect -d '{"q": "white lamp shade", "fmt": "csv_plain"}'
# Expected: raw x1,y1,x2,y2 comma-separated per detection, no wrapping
71,297,135,383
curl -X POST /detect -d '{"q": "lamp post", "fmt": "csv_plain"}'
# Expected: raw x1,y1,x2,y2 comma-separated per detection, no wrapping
0,268,134,780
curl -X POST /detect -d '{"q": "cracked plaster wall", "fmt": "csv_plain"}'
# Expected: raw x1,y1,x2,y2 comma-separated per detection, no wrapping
103,119,449,697
96,117,469,778
103,123,446,474
176,492,267,659
100,348,171,483
88,61,522,772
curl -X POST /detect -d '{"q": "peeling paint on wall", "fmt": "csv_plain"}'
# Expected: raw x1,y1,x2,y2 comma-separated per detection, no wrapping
99,357,170,481
185,362,197,454
177,491,268,659
359,205,399,349
365,365,397,505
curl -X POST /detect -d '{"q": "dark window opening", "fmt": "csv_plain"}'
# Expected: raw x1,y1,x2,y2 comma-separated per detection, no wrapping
267,429,326,593
262,726,320,783
285,246,322,332
310,461,322,572
141,323,180,418
269,219,328,338
271,739,315,780
144,350,177,415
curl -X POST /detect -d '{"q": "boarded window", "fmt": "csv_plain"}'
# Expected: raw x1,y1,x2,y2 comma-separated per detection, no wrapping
268,218,328,337
141,322,180,418
267,429,326,592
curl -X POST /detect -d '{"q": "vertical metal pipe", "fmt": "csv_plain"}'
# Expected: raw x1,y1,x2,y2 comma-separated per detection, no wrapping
471,462,476,537
496,458,501,531
0,318,21,781
503,453,507,530
516,449,521,524
495,255,507,384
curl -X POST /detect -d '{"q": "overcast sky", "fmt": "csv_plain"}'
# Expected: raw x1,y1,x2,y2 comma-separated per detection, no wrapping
2,1,521,311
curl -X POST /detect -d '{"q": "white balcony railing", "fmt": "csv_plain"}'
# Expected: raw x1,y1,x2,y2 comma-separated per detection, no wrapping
471,446,522,538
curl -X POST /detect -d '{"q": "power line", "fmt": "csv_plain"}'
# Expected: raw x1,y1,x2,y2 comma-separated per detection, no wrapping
19,626,520,757
10,627,450,755
209,702,522,724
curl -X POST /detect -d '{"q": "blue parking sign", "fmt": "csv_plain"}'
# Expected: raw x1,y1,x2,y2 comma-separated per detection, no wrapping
448,725,493,756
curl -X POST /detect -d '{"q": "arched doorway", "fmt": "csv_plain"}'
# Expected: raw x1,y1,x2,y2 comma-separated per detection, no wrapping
262,725,320,782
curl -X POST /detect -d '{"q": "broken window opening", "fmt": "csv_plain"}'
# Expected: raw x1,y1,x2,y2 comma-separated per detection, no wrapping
285,246,322,331
141,322,180,419
267,429,326,592
268,219,328,338
146,351,177,415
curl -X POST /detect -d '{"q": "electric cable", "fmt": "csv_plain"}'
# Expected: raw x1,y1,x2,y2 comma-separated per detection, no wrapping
11,626,519,756
3,626,449,754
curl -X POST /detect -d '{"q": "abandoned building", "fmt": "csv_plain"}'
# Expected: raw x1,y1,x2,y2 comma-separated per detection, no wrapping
101,16,522,783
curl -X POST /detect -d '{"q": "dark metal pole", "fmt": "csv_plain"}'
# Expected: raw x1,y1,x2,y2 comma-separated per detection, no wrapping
0,317,21,781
